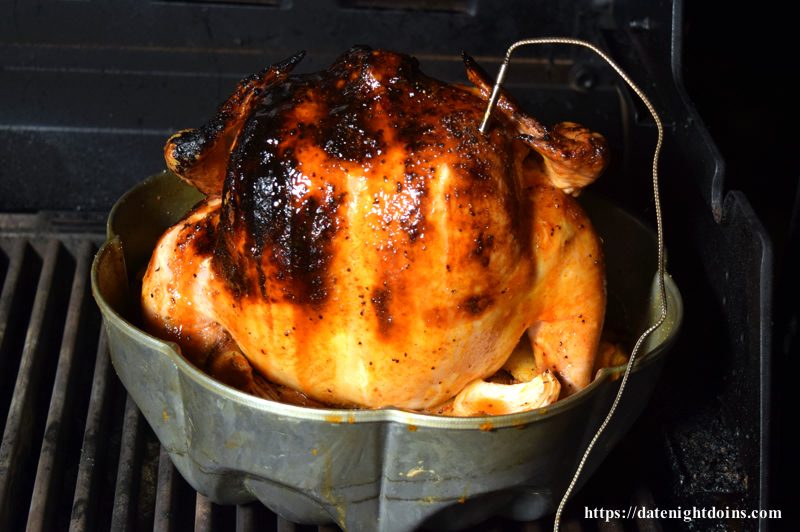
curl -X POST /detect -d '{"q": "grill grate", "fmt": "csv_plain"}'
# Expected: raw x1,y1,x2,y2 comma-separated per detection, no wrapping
0,215,662,532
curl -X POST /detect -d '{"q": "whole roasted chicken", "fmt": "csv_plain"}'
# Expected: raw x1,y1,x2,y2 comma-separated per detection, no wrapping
141,47,609,416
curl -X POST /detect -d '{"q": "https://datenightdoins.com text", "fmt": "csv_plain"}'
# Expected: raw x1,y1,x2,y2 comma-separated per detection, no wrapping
584,505,782,523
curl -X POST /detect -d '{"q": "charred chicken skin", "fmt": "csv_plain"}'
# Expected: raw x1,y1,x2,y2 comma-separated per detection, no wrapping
142,47,609,415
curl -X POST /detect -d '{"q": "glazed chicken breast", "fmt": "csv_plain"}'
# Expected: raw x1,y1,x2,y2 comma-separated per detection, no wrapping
141,47,609,415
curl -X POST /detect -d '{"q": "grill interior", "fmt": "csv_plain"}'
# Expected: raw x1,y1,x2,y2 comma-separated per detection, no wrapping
0,216,671,531
1,0,784,529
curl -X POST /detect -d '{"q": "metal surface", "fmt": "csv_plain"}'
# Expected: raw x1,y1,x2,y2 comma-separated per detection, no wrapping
0,0,603,214
90,172,682,532
0,232,101,531
27,240,93,532
1,239,62,529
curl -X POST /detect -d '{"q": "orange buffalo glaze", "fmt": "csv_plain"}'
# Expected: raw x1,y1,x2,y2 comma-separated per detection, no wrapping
142,47,608,412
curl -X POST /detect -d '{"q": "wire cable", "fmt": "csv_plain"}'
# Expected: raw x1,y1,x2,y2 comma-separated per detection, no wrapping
478,37,668,532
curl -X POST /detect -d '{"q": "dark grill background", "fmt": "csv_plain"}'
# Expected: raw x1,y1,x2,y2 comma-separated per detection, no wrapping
1,0,791,530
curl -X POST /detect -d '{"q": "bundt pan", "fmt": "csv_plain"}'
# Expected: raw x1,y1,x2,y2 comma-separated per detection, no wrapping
91,170,682,532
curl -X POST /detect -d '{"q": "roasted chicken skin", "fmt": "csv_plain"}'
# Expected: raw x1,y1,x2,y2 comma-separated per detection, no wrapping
142,47,608,414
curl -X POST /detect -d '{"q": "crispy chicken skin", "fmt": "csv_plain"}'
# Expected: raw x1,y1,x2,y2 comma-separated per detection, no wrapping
143,47,608,414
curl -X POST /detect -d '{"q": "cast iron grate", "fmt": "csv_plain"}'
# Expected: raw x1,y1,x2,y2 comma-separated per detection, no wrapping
0,215,662,532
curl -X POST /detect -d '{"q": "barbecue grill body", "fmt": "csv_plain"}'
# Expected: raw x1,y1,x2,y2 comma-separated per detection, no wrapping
0,0,774,530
